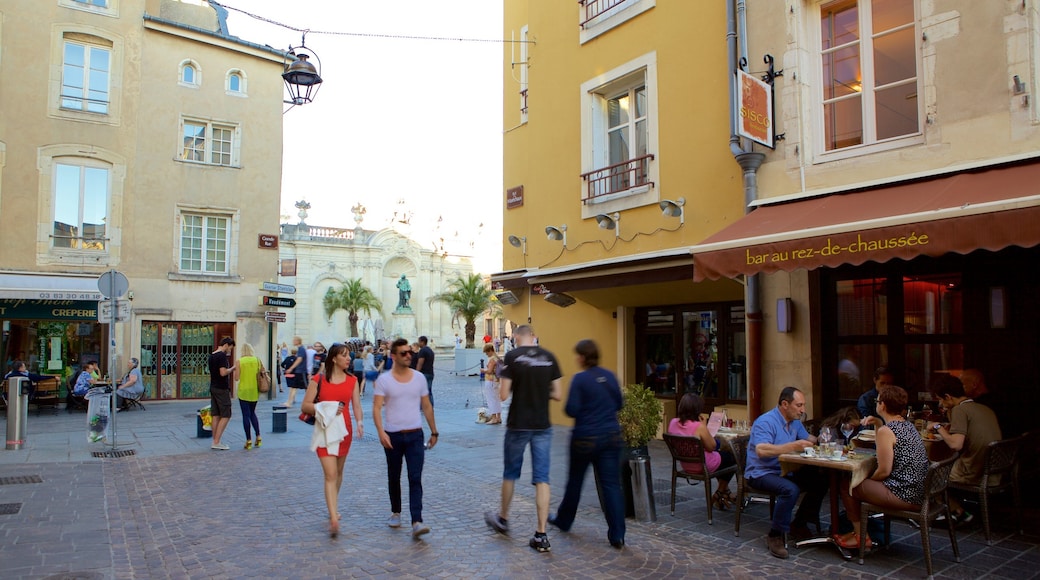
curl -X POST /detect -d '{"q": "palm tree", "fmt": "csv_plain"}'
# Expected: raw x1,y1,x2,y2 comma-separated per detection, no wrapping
323,278,383,338
428,274,498,348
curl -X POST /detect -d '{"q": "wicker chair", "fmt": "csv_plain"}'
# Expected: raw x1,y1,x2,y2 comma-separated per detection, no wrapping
858,454,960,579
726,434,777,537
947,434,1025,545
662,434,737,525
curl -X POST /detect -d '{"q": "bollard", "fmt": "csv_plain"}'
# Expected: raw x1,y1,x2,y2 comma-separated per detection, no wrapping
629,455,657,522
272,405,287,433
6,377,30,450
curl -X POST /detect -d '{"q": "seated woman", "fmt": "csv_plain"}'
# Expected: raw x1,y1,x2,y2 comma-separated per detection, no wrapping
666,393,737,510
836,384,929,549
821,406,862,445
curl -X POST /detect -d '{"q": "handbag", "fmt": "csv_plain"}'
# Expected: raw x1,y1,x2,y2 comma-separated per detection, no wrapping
257,364,271,394
299,376,322,425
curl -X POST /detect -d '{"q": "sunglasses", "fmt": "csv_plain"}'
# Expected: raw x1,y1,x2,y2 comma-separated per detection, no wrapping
395,350,414,356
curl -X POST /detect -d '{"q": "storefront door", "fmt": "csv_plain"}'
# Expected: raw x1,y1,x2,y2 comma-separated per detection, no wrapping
141,321,236,399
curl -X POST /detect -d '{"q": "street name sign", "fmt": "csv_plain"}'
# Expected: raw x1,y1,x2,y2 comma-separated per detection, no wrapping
265,311,287,323
260,296,296,308
259,282,296,294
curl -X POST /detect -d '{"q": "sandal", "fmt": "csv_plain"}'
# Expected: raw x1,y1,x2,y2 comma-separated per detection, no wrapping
834,532,872,550
711,489,730,511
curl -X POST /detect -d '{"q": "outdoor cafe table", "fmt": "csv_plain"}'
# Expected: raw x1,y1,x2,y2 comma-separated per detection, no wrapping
778,450,878,560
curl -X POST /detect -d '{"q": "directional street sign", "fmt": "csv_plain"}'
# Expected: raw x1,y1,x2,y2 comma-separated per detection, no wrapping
260,296,296,308
264,311,287,323
259,281,296,294
98,300,131,323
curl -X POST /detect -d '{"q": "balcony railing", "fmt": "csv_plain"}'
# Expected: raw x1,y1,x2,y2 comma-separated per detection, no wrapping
581,154,654,203
579,0,631,28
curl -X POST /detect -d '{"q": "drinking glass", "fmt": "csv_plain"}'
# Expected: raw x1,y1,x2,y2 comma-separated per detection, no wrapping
841,422,855,445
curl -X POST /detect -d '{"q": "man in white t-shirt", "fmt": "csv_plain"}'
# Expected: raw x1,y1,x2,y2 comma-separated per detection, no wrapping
373,338,439,538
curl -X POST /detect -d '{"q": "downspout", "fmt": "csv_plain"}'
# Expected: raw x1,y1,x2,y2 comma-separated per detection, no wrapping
728,0,766,420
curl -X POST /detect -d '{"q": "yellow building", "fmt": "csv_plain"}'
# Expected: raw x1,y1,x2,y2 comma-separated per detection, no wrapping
690,0,1040,433
498,1,748,425
0,0,288,400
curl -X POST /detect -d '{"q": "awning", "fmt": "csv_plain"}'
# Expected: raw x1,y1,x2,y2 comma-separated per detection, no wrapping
0,273,103,301
691,161,1040,281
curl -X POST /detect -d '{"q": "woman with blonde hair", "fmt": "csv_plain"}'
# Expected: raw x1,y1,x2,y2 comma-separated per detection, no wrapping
235,343,262,450
482,343,502,425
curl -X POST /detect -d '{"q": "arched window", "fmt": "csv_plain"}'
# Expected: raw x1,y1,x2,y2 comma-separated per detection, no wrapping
226,69,247,96
179,60,201,88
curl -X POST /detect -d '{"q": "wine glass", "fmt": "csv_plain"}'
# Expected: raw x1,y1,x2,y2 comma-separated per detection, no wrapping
841,422,855,446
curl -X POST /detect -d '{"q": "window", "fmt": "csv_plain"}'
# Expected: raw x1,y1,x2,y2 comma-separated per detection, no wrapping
74,0,107,6
518,25,529,123
61,40,110,114
579,0,655,44
179,59,201,88
180,119,238,166
226,70,247,95
53,161,109,251
180,214,230,274
580,53,658,216
60,0,118,15
819,0,919,153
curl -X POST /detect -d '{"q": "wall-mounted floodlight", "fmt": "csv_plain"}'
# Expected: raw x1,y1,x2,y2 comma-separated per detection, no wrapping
660,197,686,225
507,235,527,255
545,224,567,247
495,290,520,305
544,292,577,308
595,212,620,238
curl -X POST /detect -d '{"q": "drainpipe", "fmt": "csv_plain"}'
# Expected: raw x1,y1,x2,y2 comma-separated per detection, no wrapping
727,0,765,420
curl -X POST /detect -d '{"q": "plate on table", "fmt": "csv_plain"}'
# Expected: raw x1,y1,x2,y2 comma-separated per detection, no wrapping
856,431,876,441
827,455,849,462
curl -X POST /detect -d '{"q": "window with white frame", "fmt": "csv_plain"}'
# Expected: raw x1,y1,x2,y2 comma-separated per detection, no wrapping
582,68,654,204
180,213,230,274
227,70,246,95
819,0,919,153
53,161,109,251
179,59,201,88
74,0,107,6
61,38,111,114
60,0,118,15
518,26,529,123
579,0,655,45
181,118,238,166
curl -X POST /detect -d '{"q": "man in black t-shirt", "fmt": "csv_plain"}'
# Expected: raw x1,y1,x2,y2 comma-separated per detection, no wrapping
208,337,236,450
484,325,562,553
415,336,436,407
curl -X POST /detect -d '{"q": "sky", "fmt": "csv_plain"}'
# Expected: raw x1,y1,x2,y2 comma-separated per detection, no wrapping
220,0,504,273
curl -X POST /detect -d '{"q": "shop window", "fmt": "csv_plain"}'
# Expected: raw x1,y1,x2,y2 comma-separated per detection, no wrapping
179,213,230,275
180,117,239,167
836,277,888,335
141,321,234,399
817,0,920,156
53,161,109,251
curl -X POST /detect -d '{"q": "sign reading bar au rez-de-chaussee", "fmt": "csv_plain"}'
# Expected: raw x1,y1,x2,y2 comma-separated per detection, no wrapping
260,296,296,308
736,68,774,149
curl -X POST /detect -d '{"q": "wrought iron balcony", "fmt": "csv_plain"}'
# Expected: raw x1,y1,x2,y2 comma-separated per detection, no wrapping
579,0,632,28
580,154,654,203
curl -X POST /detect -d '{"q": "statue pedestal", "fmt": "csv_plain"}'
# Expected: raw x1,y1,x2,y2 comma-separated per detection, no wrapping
391,312,417,340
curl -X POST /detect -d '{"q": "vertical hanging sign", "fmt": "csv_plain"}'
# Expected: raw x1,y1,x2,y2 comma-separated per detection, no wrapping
736,68,774,149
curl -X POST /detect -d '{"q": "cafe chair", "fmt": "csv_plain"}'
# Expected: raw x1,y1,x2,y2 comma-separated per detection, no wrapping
858,454,960,579
947,433,1026,545
662,434,737,525
726,434,776,537
120,389,146,412
30,377,61,415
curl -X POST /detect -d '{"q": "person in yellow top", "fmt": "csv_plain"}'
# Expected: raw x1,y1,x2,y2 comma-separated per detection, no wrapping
235,343,262,450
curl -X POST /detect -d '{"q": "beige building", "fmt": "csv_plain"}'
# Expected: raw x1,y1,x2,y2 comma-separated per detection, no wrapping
276,219,475,350
691,0,1040,432
0,0,288,400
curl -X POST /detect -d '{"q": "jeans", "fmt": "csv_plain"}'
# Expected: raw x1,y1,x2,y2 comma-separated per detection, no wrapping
384,430,426,523
423,374,434,407
749,467,828,533
238,399,259,440
554,431,625,544
503,428,552,484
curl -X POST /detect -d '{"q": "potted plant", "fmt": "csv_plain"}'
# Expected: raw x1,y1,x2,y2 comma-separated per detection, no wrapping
616,383,663,521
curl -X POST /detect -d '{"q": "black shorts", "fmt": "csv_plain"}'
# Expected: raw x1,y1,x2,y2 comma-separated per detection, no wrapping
210,387,232,418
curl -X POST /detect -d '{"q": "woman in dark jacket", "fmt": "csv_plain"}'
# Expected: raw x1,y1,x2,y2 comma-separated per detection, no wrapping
549,339,626,549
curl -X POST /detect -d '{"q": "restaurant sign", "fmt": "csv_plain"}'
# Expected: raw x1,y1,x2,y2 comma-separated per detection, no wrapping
736,68,774,149
0,299,99,321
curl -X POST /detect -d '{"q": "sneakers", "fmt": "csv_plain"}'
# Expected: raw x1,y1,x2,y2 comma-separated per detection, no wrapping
529,532,551,553
766,534,788,559
244,441,252,450
387,513,402,528
484,511,509,535
411,522,430,537
609,538,625,550
210,443,230,450
953,511,974,525
255,438,262,448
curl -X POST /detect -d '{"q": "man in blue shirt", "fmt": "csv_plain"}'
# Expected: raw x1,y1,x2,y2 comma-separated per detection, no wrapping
746,386,826,559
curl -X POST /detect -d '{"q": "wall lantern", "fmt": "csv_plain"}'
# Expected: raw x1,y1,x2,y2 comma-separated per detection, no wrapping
776,297,793,333
283,36,323,106
660,197,686,225
595,212,620,238
545,224,567,246
507,235,527,255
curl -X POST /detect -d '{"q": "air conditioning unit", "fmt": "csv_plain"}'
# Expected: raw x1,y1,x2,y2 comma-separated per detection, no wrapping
544,292,576,308
494,290,520,305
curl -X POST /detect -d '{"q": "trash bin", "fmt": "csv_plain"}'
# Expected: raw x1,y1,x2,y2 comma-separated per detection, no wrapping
629,455,657,522
197,406,213,438
6,377,30,450
85,386,113,444
272,405,288,433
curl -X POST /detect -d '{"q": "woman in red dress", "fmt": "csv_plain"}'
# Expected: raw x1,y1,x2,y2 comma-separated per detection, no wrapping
302,342,363,536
